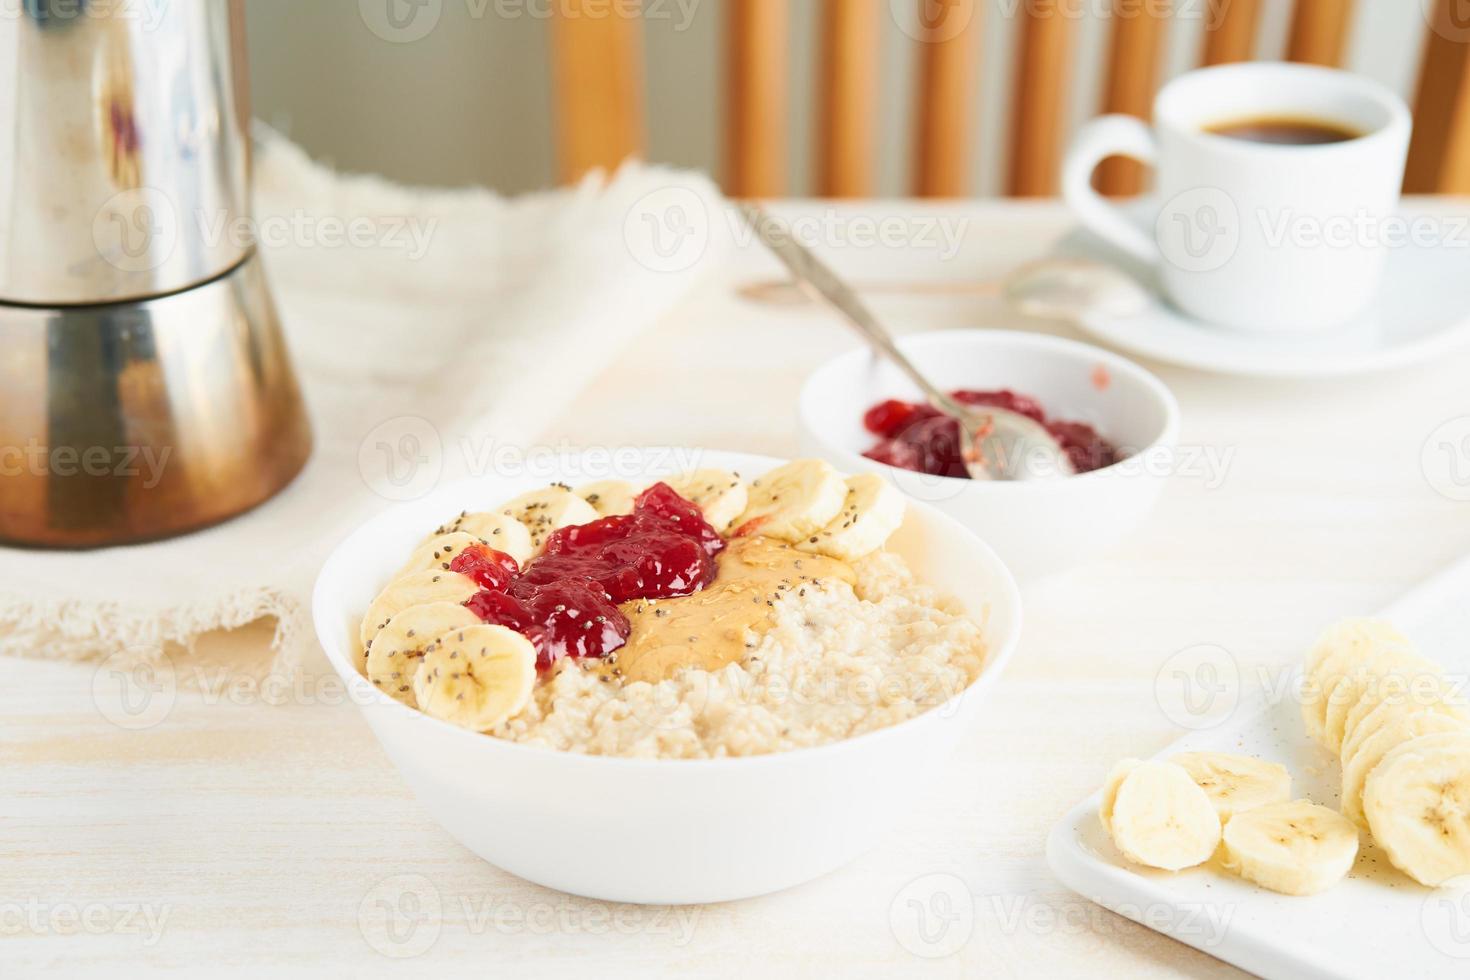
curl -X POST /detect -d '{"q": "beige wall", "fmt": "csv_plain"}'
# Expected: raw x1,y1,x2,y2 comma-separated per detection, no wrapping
245,0,1427,197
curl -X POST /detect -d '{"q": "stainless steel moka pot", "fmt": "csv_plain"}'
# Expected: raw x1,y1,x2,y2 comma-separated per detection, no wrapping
0,0,311,546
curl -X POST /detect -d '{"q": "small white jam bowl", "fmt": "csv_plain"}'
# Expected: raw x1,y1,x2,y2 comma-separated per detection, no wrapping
313,448,1021,905
799,330,1180,583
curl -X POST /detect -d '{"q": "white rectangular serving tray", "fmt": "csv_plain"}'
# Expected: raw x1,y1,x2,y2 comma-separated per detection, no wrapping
1047,554,1470,980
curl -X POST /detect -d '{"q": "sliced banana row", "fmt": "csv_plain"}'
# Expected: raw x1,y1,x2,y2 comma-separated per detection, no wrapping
399,530,484,577
1302,619,1470,886
497,486,600,555
359,569,479,653
1301,618,1423,752
730,459,906,561
734,459,849,542
1105,620,1470,892
365,601,481,707
664,470,748,533
796,472,906,563
1099,752,1356,895
420,511,534,566
413,623,537,732
575,479,644,517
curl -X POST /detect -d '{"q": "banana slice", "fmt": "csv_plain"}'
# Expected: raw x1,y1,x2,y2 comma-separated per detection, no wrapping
1106,760,1221,871
1363,731,1470,886
1342,688,1468,768
576,479,642,517
1099,758,1142,834
796,473,906,562
732,459,847,544
1301,619,1416,749
359,569,479,651
1170,752,1292,822
398,531,484,576
412,623,537,732
425,511,534,566
1338,667,1433,759
498,485,599,554
365,601,481,707
664,470,748,533
1341,712,1470,828
1221,800,1359,896
1323,648,1437,754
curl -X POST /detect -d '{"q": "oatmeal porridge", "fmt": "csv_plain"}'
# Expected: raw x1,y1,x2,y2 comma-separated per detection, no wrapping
357,459,989,759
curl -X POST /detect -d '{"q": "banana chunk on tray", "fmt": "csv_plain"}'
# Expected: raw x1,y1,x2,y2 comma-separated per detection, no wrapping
1169,752,1292,822
1363,731,1470,887
1222,800,1359,896
1102,759,1221,872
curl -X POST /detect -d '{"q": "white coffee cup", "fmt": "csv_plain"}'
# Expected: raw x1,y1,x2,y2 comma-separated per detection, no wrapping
1062,62,1411,332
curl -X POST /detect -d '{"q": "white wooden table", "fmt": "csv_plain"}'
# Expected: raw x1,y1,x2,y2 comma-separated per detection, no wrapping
7,200,1470,979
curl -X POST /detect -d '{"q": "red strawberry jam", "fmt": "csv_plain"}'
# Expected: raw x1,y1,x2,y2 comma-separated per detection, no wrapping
460,482,725,670
862,389,1120,477
448,544,520,591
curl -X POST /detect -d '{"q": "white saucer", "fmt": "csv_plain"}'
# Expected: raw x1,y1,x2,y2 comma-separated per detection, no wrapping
1055,204,1470,379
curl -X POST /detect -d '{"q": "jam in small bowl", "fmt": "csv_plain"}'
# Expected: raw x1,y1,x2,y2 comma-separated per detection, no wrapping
799,329,1179,581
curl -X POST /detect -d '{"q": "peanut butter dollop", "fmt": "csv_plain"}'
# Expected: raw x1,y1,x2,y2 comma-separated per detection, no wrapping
607,536,855,684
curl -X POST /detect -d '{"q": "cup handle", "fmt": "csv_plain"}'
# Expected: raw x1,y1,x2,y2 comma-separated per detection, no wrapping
1061,114,1160,267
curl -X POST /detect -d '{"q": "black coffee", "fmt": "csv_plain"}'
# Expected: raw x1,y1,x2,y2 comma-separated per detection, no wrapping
1204,116,1361,145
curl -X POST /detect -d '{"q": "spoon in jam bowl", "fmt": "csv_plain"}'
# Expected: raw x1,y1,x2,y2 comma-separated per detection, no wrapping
739,204,1074,481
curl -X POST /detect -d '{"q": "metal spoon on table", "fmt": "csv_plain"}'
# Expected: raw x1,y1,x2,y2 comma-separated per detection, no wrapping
737,204,1075,482
737,257,1152,321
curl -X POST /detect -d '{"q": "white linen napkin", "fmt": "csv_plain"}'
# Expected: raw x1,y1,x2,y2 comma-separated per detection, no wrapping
0,130,729,678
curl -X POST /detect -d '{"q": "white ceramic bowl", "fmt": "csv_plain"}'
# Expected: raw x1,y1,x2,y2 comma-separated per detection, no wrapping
313,449,1021,905
799,330,1180,582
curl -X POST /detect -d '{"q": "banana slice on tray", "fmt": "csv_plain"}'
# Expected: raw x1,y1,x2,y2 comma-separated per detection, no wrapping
1322,648,1439,754
398,531,484,576
1221,800,1359,896
426,511,534,566
576,479,643,517
1105,759,1221,871
1170,752,1292,822
664,470,748,533
365,601,482,707
733,459,848,544
359,569,479,651
1341,711,1470,828
1363,731,1470,886
1099,758,1142,834
413,623,537,732
499,485,600,554
797,473,905,562
1341,687,1468,767
1301,618,1415,749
